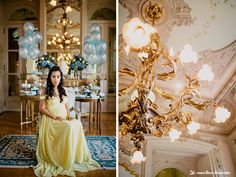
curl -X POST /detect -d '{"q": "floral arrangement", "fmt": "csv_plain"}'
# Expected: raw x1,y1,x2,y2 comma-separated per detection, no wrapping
69,54,89,74
36,54,57,70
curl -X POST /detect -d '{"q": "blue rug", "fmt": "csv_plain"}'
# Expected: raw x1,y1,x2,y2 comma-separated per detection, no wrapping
0,135,116,169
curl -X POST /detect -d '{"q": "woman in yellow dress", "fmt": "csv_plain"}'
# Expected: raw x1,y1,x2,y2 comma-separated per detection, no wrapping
34,66,100,177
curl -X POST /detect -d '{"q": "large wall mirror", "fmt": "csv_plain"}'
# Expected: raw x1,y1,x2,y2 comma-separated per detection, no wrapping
46,0,81,71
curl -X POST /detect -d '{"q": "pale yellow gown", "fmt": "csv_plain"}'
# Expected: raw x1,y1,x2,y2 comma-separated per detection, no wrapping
34,96,100,177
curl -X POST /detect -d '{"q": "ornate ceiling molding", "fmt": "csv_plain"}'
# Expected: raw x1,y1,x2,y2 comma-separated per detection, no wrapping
215,71,236,103
119,0,195,41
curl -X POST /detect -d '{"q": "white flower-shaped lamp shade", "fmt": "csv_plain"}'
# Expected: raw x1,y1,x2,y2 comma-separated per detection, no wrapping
198,64,214,82
66,6,72,13
169,129,181,142
187,121,200,134
122,18,156,49
130,151,146,164
50,0,57,6
179,44,198,63
214,107,231,123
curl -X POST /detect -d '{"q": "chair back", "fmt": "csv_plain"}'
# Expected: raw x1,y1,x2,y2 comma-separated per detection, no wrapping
65,87,75,109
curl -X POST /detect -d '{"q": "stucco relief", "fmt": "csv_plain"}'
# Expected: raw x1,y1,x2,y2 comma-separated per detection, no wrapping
119,0,195,41
212,82,236,133
198,40,236,82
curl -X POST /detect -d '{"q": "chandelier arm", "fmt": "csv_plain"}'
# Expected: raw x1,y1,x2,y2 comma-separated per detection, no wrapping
183,98,214,111
148,35,177,81
148,106,163,117
119,81,137,96
156,52,177,81
149,53,158,90
179,88,196,108
119,68,137,77
180,113,192,125
179,82,216,111
119,68,138,96
149,115,174,137
121,105,139,116
153,86,179,117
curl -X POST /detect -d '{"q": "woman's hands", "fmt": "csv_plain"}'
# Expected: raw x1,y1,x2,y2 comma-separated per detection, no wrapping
54,116,64,121
53,116,74,121
67,116,74,121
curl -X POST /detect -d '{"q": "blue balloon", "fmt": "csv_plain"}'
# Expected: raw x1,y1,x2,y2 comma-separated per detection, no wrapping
23,22,35,33
96,39,107,54
25,34,35,44
19,47,29,59
86,54,98,66
28,45,40,59
18,37,27,48
97,53,107,67
83,41,95,54
89,24,101,33
33,31,42,44
18,36,30,48
90,31,101,44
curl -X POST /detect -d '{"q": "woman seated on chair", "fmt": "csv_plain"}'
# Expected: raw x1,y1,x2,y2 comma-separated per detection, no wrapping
34,66,100,177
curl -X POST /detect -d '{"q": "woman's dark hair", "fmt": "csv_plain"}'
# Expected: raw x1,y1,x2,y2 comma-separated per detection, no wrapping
46,66,67,102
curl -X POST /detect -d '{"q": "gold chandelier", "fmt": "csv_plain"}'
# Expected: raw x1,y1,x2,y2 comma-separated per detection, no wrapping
47,0,80,63
119,5,231,165
49,0,80,12
47,12,80,50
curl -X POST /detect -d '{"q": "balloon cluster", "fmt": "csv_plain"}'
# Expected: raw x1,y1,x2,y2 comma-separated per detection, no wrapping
83,24,107,67
18,22,42,59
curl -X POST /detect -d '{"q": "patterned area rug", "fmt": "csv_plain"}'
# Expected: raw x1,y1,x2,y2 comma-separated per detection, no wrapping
0,135,116,169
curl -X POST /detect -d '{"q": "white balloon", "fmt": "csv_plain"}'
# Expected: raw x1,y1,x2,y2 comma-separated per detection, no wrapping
19,47,29,59
96,39,107,54
25,34,34,44
28,46,40,59
97,53,107,67
86,54,98,66
89,24,101,33
33,31,42,44
23,22,35,33
90,31,101,44
83,41,95,54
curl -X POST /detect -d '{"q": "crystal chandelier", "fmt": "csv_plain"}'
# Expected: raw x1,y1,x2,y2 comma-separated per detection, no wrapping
47,12,80,50
47,0,80,63
119,4,231,165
